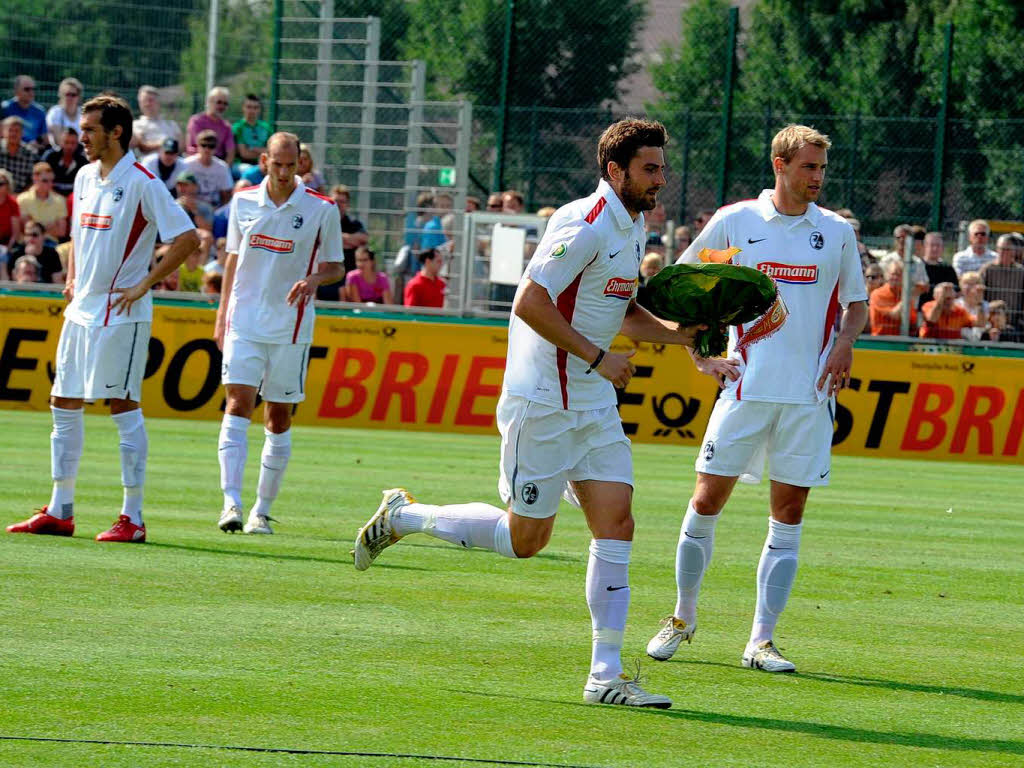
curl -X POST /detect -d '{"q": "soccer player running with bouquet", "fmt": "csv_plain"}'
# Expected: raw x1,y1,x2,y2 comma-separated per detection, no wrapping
646,125,868,672
8,96,199,542
214,132,343,534
354,119,706,709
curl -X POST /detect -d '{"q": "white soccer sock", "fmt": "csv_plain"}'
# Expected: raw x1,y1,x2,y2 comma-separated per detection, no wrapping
673,501,720,624
749,518,802,647
391,502,517,558
218,414,250,510
111,409,148,526
251,429,291,518
586,539,632,682
47,406,84,519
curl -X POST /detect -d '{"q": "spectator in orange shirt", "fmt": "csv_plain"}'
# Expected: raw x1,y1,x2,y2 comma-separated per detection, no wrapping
870,261,919,335
919,282,974,339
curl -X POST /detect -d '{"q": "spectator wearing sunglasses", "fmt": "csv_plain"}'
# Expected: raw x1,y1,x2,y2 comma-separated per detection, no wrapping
186,86,235,165
9,219,63,282
46,78,83,149
2,75,48,150
17,162,67,241
181,130,234,207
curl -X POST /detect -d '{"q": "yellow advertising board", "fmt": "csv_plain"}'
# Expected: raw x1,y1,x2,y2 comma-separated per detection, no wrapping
2,293,1022,464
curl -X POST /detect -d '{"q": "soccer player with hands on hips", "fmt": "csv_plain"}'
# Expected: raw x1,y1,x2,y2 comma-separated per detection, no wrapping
214,132,343,535
8,96,199,543
354,119,706,709
646,124,868,673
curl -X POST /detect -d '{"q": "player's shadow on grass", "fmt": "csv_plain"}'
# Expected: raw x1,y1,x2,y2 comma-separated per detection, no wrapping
669,659,1024,706
147,541,429,570
399,541,584,563
799,670,1024,706
442,689,1024,755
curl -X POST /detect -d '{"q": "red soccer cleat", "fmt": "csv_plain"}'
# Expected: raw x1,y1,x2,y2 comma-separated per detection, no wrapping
95,515,146,543
7,507,75,536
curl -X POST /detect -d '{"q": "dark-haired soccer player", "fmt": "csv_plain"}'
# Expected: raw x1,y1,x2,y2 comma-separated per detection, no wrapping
7,95,198,542
354,119,705,708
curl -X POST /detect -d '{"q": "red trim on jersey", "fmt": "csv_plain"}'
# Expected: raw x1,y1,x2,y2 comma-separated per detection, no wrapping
237,185,259,193
133,162,155,179
304,188,336,205
583,197,606,224
292,227,322,343
735,323,748,400
821,283,840,352
555,270,586,409
104,204,148,326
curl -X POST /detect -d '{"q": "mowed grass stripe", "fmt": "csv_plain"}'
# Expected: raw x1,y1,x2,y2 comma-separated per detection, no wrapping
1,410,1022,768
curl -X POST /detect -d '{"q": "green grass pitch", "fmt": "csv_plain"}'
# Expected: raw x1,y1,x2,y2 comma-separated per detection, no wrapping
1,410,1022,767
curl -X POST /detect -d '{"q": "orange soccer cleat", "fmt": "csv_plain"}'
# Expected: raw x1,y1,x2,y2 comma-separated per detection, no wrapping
95,515,146,543
7,507,75,536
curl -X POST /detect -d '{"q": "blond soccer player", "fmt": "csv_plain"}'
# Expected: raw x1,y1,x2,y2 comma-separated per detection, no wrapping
646,125,868,672
213,133,343,535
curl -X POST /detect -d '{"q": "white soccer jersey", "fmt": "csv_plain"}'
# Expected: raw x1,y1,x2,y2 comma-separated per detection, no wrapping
678,190,867,404
226,178,343,345
66,153,194,327
503,179,646,410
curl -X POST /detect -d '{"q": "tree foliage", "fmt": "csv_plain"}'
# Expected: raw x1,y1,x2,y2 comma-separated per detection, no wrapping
1,0,200,102
648,0,1024,225
401,0,646,108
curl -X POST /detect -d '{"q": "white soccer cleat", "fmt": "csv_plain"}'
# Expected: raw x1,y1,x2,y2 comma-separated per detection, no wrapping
218,506,244,533
583,672,672,709
353,488,415,571
646,616,696,661
243,513,276,535
742,640,796,673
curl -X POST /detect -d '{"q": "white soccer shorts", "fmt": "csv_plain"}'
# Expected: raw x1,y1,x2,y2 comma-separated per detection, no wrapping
695,398,835,488
51,319,150,402
221,335,310,403
496,392,633,519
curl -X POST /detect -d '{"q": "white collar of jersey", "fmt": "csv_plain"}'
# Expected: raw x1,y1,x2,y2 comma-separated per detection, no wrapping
756,188,822,227
257,175,306,209
596,179,638,232
99,152,136,186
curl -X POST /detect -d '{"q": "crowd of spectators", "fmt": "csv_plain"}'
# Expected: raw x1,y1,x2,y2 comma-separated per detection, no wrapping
2,73,1022,344
862,219,1023,343
0,77,349,298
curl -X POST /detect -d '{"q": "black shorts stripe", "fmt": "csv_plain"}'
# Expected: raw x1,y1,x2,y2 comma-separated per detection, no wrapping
299,345,308,395
510,401,530,502
123,323,140,396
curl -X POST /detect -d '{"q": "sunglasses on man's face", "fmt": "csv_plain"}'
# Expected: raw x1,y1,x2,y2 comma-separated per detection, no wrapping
200,142,216,149
27,231,43,237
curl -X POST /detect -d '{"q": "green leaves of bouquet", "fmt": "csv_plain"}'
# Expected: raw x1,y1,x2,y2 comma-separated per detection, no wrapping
641,261,781,357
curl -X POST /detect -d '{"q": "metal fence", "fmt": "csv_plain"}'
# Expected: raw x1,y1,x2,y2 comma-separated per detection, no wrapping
6,1,1024,241
1,0,272,133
